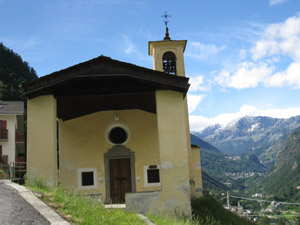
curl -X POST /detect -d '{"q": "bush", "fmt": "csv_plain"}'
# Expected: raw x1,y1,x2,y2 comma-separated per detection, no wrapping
0,169,9,179
191,195,254,225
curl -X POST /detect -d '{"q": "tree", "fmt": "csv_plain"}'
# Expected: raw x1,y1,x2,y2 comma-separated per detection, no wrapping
258,216,271,225
0,42,38,100
296,216,300,225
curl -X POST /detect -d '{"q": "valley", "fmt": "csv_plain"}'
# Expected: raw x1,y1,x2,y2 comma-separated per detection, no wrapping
192,115,300,224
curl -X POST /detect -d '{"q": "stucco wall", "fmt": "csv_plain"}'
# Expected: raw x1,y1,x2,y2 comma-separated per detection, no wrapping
59,109,161,199
189,146,203,197
155,90,191,215
27,95,57,186
0,115,16,163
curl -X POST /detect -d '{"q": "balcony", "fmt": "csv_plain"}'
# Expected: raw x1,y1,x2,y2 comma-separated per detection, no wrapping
0,155,8,165
0,129,8,141
15,131,24,142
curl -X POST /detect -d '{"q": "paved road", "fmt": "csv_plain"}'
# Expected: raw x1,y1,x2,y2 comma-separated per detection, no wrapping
0,180,50,225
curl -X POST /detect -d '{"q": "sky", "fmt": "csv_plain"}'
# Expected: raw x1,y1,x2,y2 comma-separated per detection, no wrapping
1,0,300,131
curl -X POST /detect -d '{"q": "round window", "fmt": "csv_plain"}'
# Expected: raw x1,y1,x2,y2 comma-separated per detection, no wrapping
108,127,128,144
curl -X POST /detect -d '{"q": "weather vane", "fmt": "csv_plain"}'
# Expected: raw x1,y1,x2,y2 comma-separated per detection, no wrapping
161,11,171,27
161,11,171,40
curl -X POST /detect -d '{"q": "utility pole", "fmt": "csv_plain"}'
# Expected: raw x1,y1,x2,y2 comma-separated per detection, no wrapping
227,191,231,210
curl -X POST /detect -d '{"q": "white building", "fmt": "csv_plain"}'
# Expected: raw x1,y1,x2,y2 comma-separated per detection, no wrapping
0,101,25,166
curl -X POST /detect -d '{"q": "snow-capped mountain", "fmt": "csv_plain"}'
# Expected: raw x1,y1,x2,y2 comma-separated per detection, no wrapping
193,115,300,167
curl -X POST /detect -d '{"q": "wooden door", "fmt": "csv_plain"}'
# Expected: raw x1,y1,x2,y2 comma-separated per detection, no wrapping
109,158,132,203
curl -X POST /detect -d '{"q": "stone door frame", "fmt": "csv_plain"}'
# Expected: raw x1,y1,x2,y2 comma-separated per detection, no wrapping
104,145,136,203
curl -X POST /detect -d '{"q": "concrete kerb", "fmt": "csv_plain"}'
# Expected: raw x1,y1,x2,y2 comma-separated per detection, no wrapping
4,180,156,225
3,180,70,225
137,214,156,225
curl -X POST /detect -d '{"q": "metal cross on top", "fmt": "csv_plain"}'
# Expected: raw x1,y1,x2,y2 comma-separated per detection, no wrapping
161,11,171,27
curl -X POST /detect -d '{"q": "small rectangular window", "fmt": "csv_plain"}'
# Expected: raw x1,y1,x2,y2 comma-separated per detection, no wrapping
82,172,94,186
77,168,97,189
147,169,160,183
144,165,161,187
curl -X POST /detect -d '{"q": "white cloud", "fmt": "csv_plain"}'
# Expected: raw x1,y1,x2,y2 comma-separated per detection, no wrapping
119,33,152,62
269,0,288,6
251,14,300,61
266,62,300,88
215,62,273,89
229,62,272,89
215,14,300,90
251,40,280,61
189,115,212,132
214,70,231,88
20,38,42,51
186,42,226,60
0,37,42,51
189,75,211,92
189,104,300,131
121,34,136,54
239,49,247,59
187,94,205,114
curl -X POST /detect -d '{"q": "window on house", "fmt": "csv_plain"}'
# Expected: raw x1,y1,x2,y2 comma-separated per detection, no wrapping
109,127,128,144
144,165,161,187
147,169,160,183
162,51,176,75
78,168,97,189
82,172,94,186
0,120,7,130
0,121,7,140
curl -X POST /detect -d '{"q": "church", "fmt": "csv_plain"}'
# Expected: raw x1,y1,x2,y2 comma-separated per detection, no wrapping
23,23,203,215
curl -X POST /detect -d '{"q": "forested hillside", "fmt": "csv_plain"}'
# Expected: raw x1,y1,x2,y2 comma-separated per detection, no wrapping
258,128,300,201
0,43,37,100
191,134,265,191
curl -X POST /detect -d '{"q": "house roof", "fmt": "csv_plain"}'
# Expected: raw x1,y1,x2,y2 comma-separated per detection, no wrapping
0,101,24,115
23,55,190,99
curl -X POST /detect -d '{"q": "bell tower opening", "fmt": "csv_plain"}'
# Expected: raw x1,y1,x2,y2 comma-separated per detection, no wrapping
148,11,187,77
162,51,176,75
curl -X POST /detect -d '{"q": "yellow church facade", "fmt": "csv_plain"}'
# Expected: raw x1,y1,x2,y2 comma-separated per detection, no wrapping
24,32,202,215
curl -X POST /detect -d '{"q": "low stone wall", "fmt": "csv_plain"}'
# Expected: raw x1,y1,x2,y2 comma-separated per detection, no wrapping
125,191,160,214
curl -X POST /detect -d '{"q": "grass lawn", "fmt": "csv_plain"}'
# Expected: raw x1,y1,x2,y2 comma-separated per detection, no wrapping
26,180,255,225
27,181,146,225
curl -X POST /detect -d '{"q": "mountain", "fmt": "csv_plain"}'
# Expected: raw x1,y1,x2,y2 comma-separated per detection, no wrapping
254,128,300,201
194,116,300,167
0,43,38,100
190,134,265,191
201,170,228,191
191,133,220,153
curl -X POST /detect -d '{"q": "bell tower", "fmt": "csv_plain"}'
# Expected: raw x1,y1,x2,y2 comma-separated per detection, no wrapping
148,12,187,77
149,12,203,201
149,11,191,153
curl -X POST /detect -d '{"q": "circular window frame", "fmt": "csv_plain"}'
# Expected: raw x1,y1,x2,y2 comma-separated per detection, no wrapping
105,123,130,145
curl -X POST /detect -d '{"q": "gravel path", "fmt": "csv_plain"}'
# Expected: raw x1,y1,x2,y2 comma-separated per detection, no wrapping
0,180,50,225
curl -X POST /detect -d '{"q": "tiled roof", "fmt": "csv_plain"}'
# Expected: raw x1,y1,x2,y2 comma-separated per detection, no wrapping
0,101,24,115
